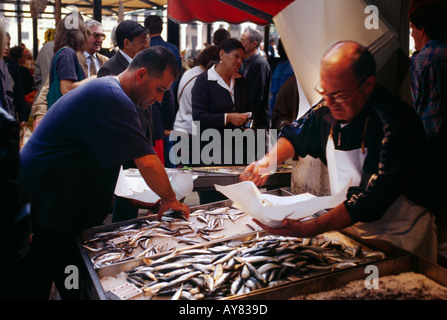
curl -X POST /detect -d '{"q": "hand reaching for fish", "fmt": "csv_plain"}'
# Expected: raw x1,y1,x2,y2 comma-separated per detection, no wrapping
157,198,190,220
253,218,309,237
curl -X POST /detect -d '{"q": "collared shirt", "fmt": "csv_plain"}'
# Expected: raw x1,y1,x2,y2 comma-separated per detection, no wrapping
410,39,447,138
83,52,100,77
208,65,235,125
208,65,235,101
119,49,133,64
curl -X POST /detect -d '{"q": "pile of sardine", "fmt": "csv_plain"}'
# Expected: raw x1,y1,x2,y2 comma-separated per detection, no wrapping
83,207,254,268
122,234,386,300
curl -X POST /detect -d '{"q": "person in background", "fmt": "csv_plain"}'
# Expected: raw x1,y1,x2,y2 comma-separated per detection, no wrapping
77,19,109,77
213,28,231,46
172,45,219,166
97,20,153,223
240,27,272,156
144,15,182,78
31,30,54,130
33,28,55,95
271,74,299,131
409,0,447,245
31,13,96,130
268,38,276,58
269,39,294,113
0,32,15,119
145,15,182,168
192,39,251,204
241,41,437,262
46,12,96,108
18,46,188,299
0,21,31,300
6,46,34,131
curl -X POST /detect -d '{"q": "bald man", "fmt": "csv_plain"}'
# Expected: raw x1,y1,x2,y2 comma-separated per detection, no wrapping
241,41,437,262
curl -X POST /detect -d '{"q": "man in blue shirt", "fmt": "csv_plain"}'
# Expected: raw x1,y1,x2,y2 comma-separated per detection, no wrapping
409,0,447,238
18,47,189,299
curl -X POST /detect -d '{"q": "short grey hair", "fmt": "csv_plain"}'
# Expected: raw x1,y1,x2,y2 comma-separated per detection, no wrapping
85,19,102,29
244,27,262,48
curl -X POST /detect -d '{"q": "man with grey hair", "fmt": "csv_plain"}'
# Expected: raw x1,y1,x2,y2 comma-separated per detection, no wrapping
77,19,109,77
240,27,272,155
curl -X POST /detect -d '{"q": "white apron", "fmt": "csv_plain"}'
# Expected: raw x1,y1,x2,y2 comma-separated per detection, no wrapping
325,132,438,262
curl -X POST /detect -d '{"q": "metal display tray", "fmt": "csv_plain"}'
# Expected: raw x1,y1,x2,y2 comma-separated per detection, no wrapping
229,236,447,300
76,188,293,299
76,186,431,300
78,230,413,300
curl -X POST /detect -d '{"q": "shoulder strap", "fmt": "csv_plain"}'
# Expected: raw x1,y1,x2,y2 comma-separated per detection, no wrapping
178,74,200,101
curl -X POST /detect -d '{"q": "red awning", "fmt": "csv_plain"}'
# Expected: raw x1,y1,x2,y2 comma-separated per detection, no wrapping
167,0,294,25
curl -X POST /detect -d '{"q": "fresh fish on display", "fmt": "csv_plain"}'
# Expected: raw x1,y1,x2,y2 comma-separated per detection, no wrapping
84,205,261,268
110,234,386,300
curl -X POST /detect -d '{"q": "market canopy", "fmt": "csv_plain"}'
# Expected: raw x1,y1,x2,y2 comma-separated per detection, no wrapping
57,0,166,16
19,0,167,19
167,0,294,25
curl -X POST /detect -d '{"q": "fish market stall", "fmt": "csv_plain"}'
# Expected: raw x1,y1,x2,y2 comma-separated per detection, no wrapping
76,188,447,300
97,232,395,300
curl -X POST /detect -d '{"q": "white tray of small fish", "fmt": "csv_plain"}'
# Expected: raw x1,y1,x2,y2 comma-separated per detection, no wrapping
81,206,264,270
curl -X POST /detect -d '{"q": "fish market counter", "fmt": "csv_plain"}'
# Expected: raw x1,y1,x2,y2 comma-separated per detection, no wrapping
76,189,447,300
190,165,292,191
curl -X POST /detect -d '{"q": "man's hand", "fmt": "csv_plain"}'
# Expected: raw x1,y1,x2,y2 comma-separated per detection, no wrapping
156,199,190,221
33,115,44,131
239,160,274,187
253,203,354,239
253,218,310,237
226,113,249,127
135,154,190,220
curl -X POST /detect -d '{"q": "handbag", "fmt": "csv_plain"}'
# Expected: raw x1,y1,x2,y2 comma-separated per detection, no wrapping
47,47,84,109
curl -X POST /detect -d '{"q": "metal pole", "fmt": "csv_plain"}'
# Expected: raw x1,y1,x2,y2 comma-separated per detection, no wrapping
94,0,102,23
16,0,22,44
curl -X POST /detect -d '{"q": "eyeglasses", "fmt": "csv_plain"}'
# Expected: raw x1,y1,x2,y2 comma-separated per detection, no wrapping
92,32,106,40
314,78,367,104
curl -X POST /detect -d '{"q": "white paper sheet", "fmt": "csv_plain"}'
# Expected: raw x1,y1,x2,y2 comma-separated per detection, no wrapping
114,167,195,203
273,0,399,107
215,181,349,228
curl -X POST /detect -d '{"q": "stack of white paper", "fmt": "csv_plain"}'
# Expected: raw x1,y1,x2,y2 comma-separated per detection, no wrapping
215,181,349,228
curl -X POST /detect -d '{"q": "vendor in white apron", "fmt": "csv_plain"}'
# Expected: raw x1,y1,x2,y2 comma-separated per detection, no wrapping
241,41,438,262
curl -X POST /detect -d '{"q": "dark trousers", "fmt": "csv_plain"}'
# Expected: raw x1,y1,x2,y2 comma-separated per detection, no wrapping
112,196,139,223
19,224,83,299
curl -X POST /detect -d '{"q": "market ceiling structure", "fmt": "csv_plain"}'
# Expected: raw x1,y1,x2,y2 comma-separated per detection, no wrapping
53,0,167,16
3,0,293,57
1,0,293,23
